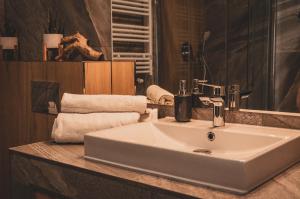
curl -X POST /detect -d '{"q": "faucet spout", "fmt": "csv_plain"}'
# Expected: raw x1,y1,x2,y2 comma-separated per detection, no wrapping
212,99,225,127
199,97,225,127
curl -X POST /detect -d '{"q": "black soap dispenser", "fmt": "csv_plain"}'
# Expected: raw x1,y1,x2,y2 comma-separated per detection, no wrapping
175,80,192,122
191,79,203,108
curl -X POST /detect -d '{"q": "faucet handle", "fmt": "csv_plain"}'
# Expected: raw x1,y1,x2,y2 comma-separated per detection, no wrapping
199,83,225,97
198,80,208,84
199,97,223,106
199,97,211,106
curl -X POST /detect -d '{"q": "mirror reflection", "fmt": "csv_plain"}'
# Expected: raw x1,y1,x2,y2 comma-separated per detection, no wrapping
155,0,300,113
1,0,299,113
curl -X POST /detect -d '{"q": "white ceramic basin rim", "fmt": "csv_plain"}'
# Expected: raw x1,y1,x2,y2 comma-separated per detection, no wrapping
84,117,300,194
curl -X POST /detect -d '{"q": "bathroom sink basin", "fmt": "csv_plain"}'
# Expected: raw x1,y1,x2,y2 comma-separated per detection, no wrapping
84,117,300,194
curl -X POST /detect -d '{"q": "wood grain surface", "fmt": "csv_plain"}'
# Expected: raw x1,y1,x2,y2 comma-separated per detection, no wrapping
84,61,112,94
0,61,111,199
112,61,135,95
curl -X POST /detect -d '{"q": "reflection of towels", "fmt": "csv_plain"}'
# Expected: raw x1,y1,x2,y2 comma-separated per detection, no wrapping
146,85,174,105
51,112,140,143
140,108,158,122
61,93,147,114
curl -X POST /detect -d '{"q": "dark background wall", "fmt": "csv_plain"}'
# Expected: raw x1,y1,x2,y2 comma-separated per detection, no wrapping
157,0,300,113
275,0,300,112
158,0,205,93
3,0,111,61
226,0,271,110
158,0,272,110
0,0,4,33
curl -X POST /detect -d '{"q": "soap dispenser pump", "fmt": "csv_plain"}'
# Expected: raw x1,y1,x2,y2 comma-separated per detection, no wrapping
175,80,192,122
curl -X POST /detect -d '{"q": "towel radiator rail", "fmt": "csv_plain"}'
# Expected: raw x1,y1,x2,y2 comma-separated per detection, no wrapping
111,0,153,75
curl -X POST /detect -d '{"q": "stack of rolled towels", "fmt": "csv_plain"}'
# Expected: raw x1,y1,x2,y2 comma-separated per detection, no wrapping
51,93,156,143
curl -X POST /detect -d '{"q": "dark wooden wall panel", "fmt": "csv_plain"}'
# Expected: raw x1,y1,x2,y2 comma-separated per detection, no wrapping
30,62,49,142
46,62,84,99
0,61,85,199
0,62,32,199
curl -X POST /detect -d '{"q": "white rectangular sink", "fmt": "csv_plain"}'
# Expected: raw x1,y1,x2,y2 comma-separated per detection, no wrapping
84,117,300,194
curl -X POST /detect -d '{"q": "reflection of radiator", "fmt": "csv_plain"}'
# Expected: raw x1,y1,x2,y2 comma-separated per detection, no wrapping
111,0,153,75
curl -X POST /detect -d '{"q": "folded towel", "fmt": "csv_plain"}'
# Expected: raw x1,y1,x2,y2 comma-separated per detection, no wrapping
146,85,174,105
51,112,140,143
61,93,147,114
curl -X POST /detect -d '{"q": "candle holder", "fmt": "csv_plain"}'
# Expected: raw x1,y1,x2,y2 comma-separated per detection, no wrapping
43,34,63,61
0,37,18,61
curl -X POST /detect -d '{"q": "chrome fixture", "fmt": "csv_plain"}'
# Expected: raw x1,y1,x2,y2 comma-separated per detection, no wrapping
228,84,252,111
198,83,225,127
228,84,240,111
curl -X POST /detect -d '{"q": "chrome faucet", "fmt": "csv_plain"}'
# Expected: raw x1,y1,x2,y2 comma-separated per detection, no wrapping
198,82,225,127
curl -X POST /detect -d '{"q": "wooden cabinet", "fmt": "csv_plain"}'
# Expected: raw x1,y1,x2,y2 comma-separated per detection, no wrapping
83,61,135,95
112,61,135,95
84,61,112,94
0,60,135,199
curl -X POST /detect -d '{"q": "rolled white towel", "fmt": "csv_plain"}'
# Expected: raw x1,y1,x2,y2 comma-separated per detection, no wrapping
146,85,174,105
61,93,147,114
51,112,140,143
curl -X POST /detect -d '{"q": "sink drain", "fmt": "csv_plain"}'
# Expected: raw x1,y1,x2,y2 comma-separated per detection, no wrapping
207,132,215,141
193,148,212,154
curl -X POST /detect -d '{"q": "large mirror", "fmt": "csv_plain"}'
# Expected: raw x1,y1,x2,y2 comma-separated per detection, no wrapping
1,0,299,113
155,0,300,113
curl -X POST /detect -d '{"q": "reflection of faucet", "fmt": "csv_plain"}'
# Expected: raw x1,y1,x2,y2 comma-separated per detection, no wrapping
198,83,225,127
228,84,252,111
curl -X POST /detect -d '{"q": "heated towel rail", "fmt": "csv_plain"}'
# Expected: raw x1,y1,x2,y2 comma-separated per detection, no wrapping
111,0,153,75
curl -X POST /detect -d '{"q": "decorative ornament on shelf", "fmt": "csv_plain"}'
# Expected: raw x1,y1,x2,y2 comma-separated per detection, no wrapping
43,9,64,61
55,32,103,61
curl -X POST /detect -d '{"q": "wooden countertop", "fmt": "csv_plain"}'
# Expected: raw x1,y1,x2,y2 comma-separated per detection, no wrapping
10,142,300,199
